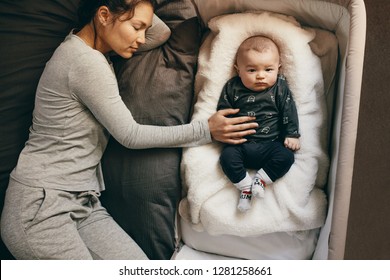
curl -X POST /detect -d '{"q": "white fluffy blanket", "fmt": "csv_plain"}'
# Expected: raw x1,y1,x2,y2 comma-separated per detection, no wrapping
179,11,331,237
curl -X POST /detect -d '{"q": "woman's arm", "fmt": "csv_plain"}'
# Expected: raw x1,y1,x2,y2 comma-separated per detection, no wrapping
70,52,210,149
71,53,256,149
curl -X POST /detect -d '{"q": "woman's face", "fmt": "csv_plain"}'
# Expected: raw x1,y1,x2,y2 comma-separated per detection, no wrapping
100,2,153,58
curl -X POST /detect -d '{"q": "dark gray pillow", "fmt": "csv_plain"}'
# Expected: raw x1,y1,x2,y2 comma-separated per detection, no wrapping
100,2,201,259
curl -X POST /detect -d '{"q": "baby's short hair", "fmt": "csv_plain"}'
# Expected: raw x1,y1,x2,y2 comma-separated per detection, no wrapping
236,35,279,64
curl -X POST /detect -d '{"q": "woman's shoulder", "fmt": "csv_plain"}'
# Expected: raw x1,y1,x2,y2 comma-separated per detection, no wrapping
59,37,114,89
55,33,107,65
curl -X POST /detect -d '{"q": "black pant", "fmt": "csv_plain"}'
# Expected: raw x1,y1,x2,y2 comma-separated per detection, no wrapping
219,141,294,183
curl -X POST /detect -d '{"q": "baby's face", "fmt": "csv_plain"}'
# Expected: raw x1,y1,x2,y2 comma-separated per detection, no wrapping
235,48,280,92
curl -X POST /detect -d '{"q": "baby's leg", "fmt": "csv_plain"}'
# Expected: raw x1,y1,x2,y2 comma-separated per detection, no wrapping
220,145,252,212
219,145,247,184
243,141,294,198
251,176,266,198
251,142,294,198
235,173,252,212
261,142,294,184
237,188,252,212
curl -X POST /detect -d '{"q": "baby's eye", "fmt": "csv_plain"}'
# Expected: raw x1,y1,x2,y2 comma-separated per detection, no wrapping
247,69,256,73
266,68,274,72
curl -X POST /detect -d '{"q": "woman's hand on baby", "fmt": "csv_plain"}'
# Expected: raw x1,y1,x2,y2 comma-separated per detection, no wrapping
284,137,301,151
208,108,258,144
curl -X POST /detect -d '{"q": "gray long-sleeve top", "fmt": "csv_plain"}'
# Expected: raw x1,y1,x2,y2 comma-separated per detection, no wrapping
11,33,211,192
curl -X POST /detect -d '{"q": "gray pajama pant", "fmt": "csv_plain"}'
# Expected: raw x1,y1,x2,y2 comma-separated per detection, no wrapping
0,178,148,260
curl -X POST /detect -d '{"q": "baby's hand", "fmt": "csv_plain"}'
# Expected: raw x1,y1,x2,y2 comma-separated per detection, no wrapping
284,137,300,151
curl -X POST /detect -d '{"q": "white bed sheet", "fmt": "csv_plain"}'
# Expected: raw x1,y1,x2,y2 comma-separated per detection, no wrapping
174,219,319,260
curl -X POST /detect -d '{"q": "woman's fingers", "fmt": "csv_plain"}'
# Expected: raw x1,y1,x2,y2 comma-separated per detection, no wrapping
208,109,258,144
227,115,257,126
217,108,240,117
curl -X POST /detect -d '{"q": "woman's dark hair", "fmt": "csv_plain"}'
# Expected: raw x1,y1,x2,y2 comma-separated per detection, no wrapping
77,0,153,28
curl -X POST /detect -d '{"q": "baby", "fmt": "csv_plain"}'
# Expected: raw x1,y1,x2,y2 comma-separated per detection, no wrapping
217,35,301,212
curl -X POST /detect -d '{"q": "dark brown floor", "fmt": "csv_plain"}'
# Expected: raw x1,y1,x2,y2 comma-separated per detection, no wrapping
345,0,390,259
